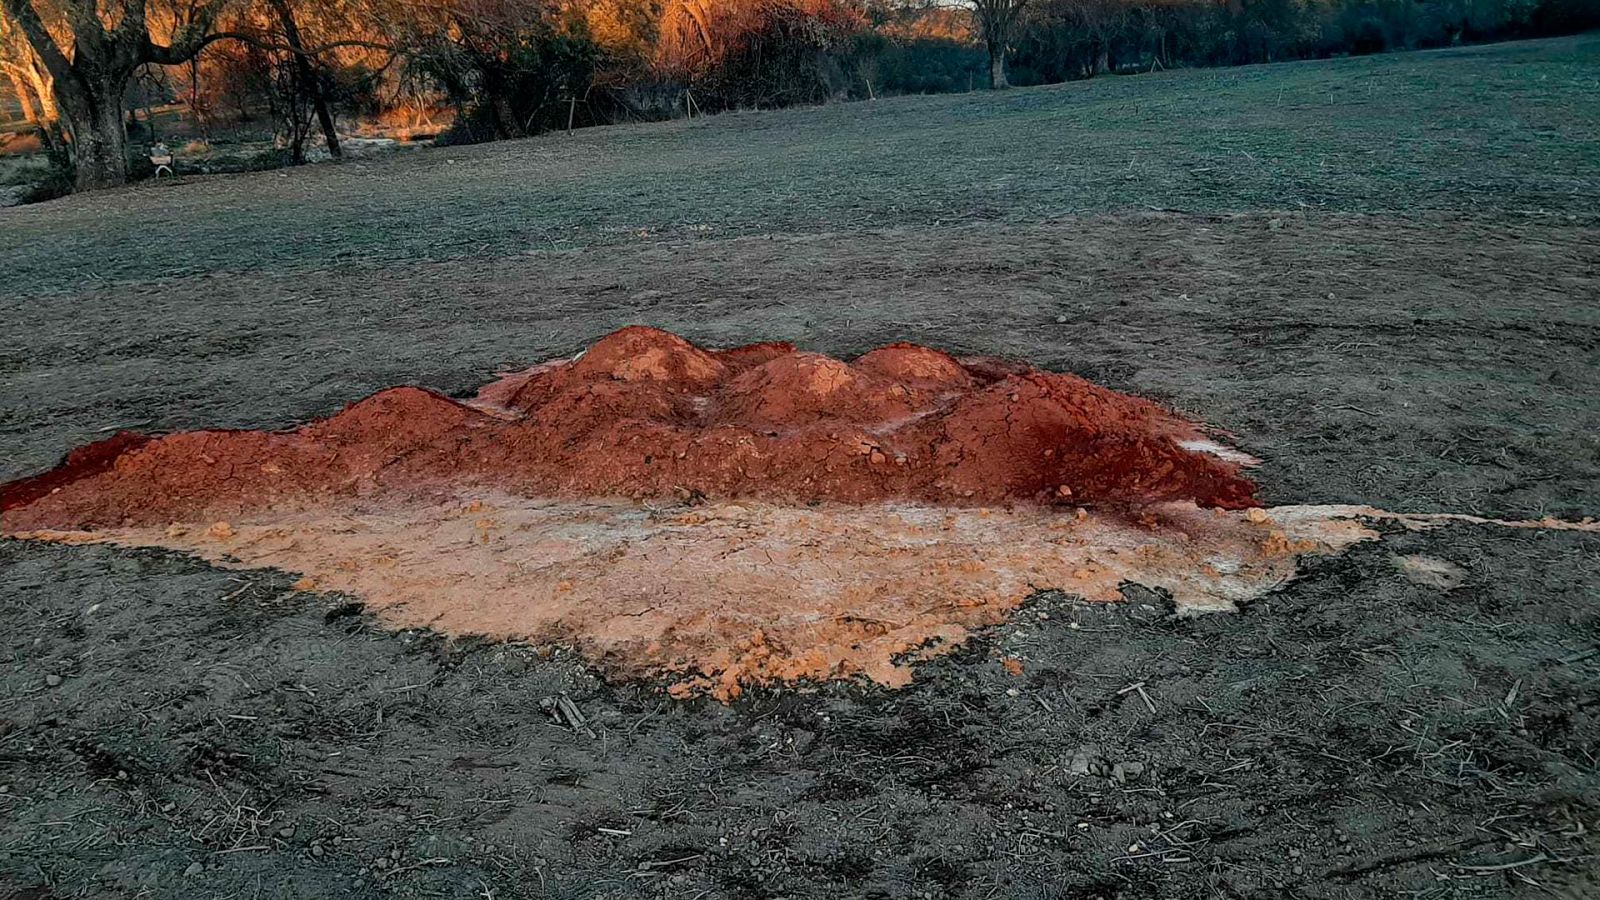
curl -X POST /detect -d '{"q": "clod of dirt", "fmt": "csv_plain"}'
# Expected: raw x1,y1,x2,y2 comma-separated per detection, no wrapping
1110,761,1146,783
0,326,1258,531
1066,746,1102,777
1392,554,1469,590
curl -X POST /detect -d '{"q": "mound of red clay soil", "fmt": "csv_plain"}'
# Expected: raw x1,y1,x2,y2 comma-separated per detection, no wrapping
1,327,1257,531
8,327,1597,700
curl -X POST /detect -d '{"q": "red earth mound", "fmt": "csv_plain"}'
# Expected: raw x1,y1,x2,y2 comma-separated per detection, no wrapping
1,326,1258,530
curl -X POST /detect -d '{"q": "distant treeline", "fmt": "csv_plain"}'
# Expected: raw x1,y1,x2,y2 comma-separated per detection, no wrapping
1005,0,1600,84
326,0,1600,137
389,0,1600,133
1,0,1597,193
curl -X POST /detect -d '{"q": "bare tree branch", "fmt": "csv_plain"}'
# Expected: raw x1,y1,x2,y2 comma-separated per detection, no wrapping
145,0,230,64
1,0,74,86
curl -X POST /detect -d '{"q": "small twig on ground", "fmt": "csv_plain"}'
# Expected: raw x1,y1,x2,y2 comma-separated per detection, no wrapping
1500,679,1521,719
1452,853,1549,873
636,853,702,872
219,583,254,602
387,857,451,877
1119,681,1158,713
1135,684,1157,713
557,694,597,739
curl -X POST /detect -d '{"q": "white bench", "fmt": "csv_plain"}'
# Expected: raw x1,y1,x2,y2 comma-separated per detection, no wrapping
150,143,174,177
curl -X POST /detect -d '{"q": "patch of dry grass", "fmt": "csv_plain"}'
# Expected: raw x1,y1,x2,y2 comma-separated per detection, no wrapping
1,35,1596,295
0,152,50,187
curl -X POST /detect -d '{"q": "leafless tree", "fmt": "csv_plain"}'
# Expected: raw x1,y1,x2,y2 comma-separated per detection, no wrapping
967,0,1027,88
267,0,338,159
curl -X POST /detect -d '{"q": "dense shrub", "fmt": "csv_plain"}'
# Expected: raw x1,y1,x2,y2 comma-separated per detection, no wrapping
417,18,603,144
865,34,989,94
652,0,869,108
18,143,72,202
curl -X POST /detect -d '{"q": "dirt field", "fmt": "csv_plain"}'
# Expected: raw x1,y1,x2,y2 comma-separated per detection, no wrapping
3,35,1599,900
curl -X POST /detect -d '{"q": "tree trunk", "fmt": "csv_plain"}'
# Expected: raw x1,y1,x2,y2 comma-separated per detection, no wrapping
270,0,341,159
57,77,132,191
988,43,1009,90
188,57,209,140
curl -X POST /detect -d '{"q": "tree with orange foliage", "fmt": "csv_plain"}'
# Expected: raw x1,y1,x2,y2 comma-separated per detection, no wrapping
657,0,866,107
0,8,64,149
0,0,240,189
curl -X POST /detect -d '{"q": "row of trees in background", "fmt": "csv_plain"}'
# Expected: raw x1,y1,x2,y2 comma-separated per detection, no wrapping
986,0,1600,86
2,0,1597,193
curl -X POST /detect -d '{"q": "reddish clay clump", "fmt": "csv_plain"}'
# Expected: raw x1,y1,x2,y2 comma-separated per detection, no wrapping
1,326,1259,530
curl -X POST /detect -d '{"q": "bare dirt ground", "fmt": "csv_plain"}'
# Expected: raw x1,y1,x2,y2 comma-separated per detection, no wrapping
2,36,1599,900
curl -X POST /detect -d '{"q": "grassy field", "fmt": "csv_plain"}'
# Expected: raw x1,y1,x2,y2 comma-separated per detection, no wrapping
1,35,1597,295
2,35,1598,900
